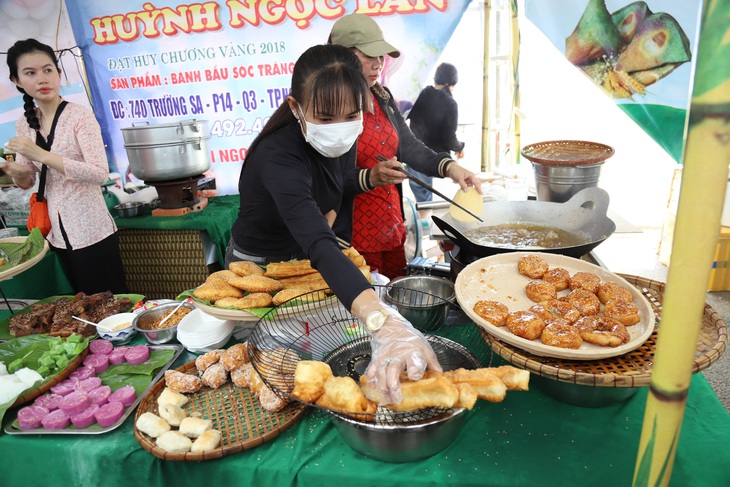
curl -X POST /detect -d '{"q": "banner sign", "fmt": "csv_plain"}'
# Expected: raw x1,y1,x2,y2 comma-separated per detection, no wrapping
42,0,471,194
525,0,701,162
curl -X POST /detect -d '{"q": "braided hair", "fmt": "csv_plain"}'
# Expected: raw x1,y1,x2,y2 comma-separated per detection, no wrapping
7,39,60,132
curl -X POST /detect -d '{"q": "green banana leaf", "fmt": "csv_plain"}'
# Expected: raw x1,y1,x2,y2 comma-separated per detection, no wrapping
0,334,91,425
0,228,45,272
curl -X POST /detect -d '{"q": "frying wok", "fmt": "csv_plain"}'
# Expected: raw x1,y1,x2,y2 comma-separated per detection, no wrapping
431,187,615,259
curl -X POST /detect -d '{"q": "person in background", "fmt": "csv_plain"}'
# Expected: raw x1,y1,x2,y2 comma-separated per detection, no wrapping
2,39,128,294
226,44,440,404
407,63,466,208
328,13,482,280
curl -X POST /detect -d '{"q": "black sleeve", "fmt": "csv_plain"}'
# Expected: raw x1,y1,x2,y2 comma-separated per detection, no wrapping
443,98,465,153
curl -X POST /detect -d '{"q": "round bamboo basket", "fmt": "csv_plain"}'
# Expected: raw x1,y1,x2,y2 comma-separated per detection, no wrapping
485,274,728,388
521,140,615,166
133,360,305,461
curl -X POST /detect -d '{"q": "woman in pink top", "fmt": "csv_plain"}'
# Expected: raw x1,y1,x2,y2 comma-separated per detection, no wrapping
3,39,127,294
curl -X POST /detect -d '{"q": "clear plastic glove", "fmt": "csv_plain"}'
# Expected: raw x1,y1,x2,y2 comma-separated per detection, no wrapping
363,308,442,405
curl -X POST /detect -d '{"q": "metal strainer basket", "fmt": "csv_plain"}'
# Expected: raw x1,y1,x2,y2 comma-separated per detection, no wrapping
247,285,491,427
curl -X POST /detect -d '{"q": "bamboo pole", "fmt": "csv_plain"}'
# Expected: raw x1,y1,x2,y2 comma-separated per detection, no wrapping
510,0,520,168
632,2,730,486
481,0,491,172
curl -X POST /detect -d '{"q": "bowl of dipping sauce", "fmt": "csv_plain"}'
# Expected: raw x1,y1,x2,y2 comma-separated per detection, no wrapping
133,301,195,345
97,312,138,345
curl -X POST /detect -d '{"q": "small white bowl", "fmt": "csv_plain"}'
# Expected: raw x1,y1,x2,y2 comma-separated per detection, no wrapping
178,329,234,354
97,312,138,345
176,309,234,351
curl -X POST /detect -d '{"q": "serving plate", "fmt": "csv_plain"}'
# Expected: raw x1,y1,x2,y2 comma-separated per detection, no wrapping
191,292,340,323
5,343,183,435
455,252,656,360
0,293,145,341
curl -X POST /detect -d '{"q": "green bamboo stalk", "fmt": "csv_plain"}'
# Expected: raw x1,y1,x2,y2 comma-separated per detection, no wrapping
633,1,730,485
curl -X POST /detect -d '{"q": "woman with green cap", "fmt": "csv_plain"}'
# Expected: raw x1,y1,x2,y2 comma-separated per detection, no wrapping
329,13,481,279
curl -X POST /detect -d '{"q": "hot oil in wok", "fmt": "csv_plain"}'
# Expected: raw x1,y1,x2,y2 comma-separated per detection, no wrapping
464,223,590,249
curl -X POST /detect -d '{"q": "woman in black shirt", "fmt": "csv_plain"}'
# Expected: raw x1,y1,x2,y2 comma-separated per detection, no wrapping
226,44,441,405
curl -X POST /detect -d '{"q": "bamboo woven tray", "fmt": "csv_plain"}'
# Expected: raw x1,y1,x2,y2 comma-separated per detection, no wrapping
521,140,614,166
485,275,728,388
133,360,306,461
0,236,49,282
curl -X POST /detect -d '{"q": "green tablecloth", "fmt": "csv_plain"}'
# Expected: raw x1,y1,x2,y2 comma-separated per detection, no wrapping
114,194,239,265
0,252,74,301
0,349,728,487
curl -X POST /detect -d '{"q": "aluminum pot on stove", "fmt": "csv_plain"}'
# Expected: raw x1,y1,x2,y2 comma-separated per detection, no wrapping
121,119,208,145
122,120,211,181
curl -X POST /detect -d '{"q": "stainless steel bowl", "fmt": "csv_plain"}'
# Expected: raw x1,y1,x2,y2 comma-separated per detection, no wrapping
329,409,469,463
114,201,144,218
531,375,642,407
132,301,195,344
384,276,455,332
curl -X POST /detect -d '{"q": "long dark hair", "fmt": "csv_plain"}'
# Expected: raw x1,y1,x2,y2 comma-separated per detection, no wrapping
245,44,370,160
7,39,60,131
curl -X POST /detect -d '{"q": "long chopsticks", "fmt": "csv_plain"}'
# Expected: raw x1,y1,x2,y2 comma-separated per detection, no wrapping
375,155,483,222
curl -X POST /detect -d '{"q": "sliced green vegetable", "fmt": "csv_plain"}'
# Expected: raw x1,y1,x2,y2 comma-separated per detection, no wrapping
66,334,82,344
7,358,24,373
36,366,50,377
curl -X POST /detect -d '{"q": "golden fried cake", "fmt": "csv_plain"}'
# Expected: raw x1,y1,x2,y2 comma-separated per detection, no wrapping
315,376,377,419
541,322,583,349
193,279,244,303
194,349,224,373
517,254,549,279
473,300,509,326
525,280,557,304
568,271,601,294
604,299,641,326
291,360,332,403
505,310,546,340
215,293,273,310
543,267,570,292
220,343,249,371
200,362,228,389
228,275,284,293
228,260,265,277
575,316,630,347
563,288,601,316
165,370,202,394
597,281,634,304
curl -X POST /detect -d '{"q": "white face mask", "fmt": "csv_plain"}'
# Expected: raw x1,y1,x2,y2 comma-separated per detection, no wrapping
295,106,363,158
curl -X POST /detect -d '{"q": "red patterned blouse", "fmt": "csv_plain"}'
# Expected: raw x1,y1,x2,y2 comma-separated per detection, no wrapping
351,95,406,252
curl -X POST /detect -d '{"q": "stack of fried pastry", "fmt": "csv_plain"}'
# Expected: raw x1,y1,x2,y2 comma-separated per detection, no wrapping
163,343,298,413
289,360,529,421
193,247,370,311
473,254,642,350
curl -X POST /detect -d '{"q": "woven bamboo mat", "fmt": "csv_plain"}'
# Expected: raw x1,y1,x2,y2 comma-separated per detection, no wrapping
485,274,728,388
133,360,305,461
118,229,209,299
521,140,614,166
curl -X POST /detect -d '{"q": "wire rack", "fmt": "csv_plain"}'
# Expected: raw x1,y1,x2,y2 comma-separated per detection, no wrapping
248,285,492,426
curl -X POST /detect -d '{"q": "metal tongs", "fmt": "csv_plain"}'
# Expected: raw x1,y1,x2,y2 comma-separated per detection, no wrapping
376,155,483,222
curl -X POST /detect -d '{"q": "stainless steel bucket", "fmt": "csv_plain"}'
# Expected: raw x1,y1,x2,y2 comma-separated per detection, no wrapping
532,162,604,203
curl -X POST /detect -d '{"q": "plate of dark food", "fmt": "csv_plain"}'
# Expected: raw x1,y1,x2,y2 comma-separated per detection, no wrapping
0,292,145,341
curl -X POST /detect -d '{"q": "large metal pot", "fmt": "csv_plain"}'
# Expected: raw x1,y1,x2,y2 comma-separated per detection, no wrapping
121,119,208,145
431,187,615,259
124,137,211,181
